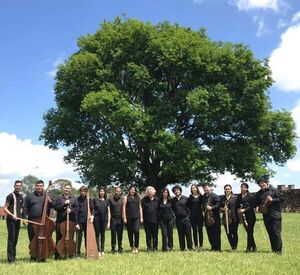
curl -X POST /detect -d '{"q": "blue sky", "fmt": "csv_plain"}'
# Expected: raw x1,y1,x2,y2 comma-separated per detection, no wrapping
1,0,300,203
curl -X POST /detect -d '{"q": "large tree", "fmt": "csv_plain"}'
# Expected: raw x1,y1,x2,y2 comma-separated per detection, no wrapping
41,17,297,193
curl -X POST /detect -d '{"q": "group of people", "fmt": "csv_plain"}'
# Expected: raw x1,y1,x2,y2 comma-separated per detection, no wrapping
4,178,284,264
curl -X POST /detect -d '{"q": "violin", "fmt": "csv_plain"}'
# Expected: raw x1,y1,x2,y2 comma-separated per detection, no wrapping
29,181,55,260
205,195,215,226
56,205,76,258
237,204,248,231
258,194,272,214
222,199,232,234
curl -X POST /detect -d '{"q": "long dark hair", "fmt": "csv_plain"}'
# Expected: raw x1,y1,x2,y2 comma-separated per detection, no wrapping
98,186,107,199
128,185,138,197
224,184,233,195
190,184,201,195
160,187,171,200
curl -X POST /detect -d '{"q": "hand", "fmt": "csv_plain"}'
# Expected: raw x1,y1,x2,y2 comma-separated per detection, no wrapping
123,218,127,224
267,196,273,202
66,208,71,214
47,196,52,203
89,215,94,223
23,221,28,226
107,223,110,229
206,206,212,211
76,224,80,230
65,199,70,205
140,218,143,224
12,214,17,220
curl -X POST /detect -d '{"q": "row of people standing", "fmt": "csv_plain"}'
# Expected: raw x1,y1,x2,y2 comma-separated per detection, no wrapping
4,178,284,263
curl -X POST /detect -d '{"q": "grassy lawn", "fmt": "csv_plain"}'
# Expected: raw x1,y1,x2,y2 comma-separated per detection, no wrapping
0,213,299,274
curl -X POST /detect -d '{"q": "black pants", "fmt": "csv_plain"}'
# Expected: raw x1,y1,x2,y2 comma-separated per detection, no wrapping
144,221,158,251
191,217,203,247
94,219,106,252
245,215,256,251
76,222,87,255
126,218,140,248
110,217,123,251
205,218,221,251
176,220,193,251
160,219,173,251
223,221,238,249
6,218,20,263
27,223,35,242
263,217,282,252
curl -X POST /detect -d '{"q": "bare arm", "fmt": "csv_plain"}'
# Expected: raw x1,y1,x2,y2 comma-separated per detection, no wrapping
139,198,143,223
122,196,127,224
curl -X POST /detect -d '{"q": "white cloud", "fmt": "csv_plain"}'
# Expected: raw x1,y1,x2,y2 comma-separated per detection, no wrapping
291,11,300,24
269,24,300,92
45,55,65,78
229,0,280,11
253,16,271,37
0,132,79,181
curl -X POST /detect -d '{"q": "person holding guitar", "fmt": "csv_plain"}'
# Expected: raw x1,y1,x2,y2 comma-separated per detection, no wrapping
54,182,78,259
4,180,24,264
255,178,284,254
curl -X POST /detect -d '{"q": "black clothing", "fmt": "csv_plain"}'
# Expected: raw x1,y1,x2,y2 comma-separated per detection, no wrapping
159,199,174,251
255,186,284,252
236,192,256,251
24,191,52,220
142,196,159,251
93,198,109,253
220,195,238,249
109,196,123,252
76,195,93,255
126,196,140,219
187,195,203,248
202,193,221,251
5,192,24,263
171,196,192,251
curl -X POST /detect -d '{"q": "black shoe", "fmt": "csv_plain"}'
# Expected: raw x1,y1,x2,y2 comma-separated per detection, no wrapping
118,248,123,254
111,249,116,254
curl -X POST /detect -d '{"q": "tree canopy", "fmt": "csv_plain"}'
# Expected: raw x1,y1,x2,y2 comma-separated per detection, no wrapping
41,17,297,193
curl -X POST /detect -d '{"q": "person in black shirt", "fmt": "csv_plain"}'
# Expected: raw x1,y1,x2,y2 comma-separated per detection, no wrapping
220,184,238,250
159,188,174,252
109,186,123,254
93,186,110,257
171,185,193,251
141,186,159,252
122,185,143,253
187,184,203,250
202,183,221,251
236,182,256,252
53,182,78,259
4,180,24,264
255,178,284,254
76,185,93,256
24,179,53,260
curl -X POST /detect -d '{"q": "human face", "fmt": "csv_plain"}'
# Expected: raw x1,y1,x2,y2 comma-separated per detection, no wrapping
148,188,155,198
240,185,248,194
99,189,105,198
63,185,71,196
162,190,169,199
129,187,136,196
174,188,181,197
14,182,22,193
80,189,87,197
114,187,121,198
259,181,268,191
224,186,232,195
35,183,44,193
203,185,211,195
191,185,198,195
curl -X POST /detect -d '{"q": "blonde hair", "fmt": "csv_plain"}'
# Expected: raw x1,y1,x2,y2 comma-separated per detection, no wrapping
145,186,156,196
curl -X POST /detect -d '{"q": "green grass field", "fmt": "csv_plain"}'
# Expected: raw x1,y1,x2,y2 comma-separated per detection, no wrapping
0,213,299,274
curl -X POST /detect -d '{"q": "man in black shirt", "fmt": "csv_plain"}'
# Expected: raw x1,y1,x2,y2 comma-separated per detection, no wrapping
202,183,221,251
255,178,284,254
141,186,159,251
171,185,193,251
108,186,123,253
4,180,24,264
54,182,78,259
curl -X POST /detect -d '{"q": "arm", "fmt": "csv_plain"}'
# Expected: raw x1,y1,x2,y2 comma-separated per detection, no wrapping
139,198,143,223
107,205,111,229
122,196,127,224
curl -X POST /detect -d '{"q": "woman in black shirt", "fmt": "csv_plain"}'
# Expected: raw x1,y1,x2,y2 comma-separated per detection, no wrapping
187,184,203,250
93,186,110,257
159,188,174,252
237,182,256,252
122,185,143,253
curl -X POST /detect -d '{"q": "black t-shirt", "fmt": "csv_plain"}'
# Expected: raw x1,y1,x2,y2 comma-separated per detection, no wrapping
93,198,109,222
171,195,190,222
77,195,93,224
126,196,140,219
220,194,238,222
109,196,123,219
141,196,159,223
24,191,52,220
202,192,220,220
5,192,24,219
187,195,203,221
54,195,78,223
236,192,256,219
